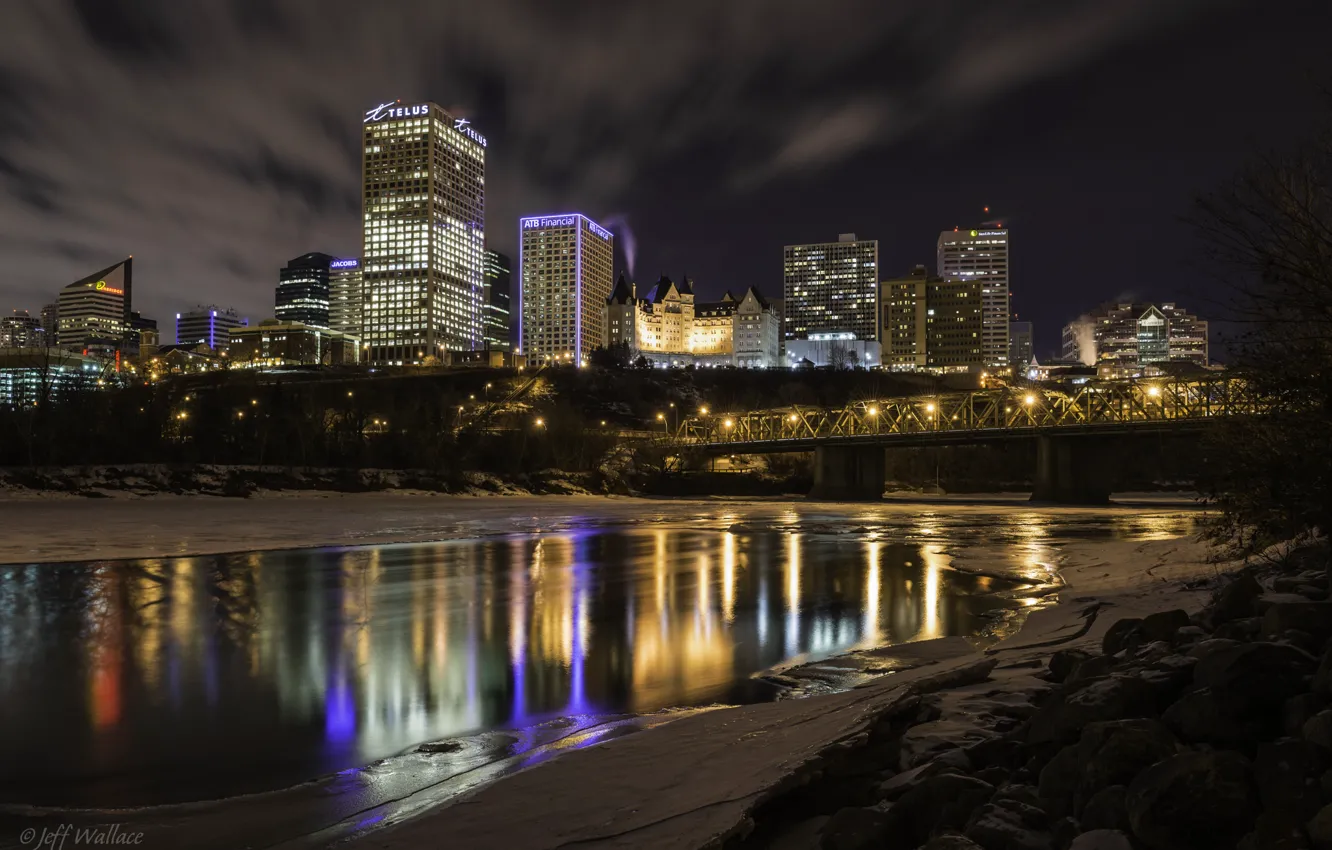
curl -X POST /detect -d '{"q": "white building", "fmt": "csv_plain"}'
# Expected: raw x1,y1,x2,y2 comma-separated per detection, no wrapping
937,227,1010,370
361,101,486,364
328,257,363,338
519,214,614,366
782,234,879,364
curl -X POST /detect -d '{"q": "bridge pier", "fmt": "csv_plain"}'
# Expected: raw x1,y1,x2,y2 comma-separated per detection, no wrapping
1031,435,1115,505
810,445,885,501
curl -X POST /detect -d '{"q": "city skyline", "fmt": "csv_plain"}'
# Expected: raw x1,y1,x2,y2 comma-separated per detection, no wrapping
0,3,1329,357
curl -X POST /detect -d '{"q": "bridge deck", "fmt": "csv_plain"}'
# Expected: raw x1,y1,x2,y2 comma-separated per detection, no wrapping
674,377,1258,453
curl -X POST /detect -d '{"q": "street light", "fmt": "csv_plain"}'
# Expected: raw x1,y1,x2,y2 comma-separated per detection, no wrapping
925,403,935,413
535,417,545,428
723,419,734,429
699,406,709,415
1024,394,1036,406
867,406,878,416
1147,385,1161,398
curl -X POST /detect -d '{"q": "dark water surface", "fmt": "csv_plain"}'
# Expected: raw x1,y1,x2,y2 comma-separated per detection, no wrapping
0,507,1194,808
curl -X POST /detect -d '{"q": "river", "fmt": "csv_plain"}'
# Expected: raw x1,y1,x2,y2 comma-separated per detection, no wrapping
0,500,1196,820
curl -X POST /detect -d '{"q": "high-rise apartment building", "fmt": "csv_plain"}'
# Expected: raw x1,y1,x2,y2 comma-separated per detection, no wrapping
783,234,879,346
938,227,1009,369
362,100,486,364
40,303,58,346
176,306,247,351
1062,302,1208,372
881,265,983,371
518,214,614,365
328,257,363,337
483,250,512,352
57,259,131,352
276,253,332,328
0,311,40,348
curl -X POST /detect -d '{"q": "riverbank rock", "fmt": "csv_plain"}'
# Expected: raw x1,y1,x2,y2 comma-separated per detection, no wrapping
1126,750,1259,849
1027,675,1157,746
1068,831,1134,850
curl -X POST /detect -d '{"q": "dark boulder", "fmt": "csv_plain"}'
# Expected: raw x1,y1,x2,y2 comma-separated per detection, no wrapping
1141,609,1191,643
1081,785,1130,832
1048,649,1095,683
1076,719,1179,814
1163,686,1281,748
1126,750,1259,850
1287,694,1328,738
1265,602,1332,644
1102,618,1145,656
1027,676,1157,746
1314,647,1332,696
1066,654,1119,686
820,805,892,850
1067,831,1134,850
965,799,1054,850
921,836,984,850
892,772,995,844
1193,641,1316,704
1206,571,1263,626
1304,710,1332,752
1255,738,1327,826
1186,637,1240,661
1037,744,1082,818
1308,802,1332,850
1214,617,1263,642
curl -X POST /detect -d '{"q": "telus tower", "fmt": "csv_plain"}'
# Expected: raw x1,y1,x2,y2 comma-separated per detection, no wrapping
360,100,487,364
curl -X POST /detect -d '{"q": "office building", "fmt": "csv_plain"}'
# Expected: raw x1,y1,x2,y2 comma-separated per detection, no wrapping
362,100,487,364
0,311,41,348
176,306,247,352
783,234,879,365
881,265,984,371
938,227,1009,369
328,257,363,337
230,320,360,367
1009,320,1034,368
483,250,512,351
57,259,131,352
1062,302,1208,373
276,253,332,328
519,213,614,365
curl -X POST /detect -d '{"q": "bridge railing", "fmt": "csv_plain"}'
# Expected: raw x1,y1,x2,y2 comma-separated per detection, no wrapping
676,376,1262,447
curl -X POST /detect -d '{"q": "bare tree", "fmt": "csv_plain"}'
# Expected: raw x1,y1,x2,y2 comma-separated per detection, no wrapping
1193,118,1332,552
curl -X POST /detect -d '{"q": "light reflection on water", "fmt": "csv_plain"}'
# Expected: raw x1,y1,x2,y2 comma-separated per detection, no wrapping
0,509,1195,808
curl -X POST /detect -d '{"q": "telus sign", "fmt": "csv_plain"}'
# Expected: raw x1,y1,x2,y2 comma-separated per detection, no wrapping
363,101,488,147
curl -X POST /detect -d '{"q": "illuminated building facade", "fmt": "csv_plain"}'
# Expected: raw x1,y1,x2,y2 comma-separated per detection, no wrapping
1062,302,1208,373
229,320,360,366
328,257,363,337
783,234,879,364
519,214,614,365
937,227,1009,369
0,311,40,348
176,306,246,352
483,250,512,352
881,265,984,371
57,259,131,352
362,101,486,365
276,253,332,328
606,275,779,368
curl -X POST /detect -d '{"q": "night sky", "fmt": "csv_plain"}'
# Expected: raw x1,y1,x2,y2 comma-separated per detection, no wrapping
1,1,1329,354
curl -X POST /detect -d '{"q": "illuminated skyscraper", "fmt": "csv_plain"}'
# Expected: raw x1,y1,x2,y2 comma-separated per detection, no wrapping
518,214,614,365
782,234,879,366
361,100,487,364
328,257,363,337
176,306,246,351
937,227,1010,369
276,253,332,328
57,258,132,351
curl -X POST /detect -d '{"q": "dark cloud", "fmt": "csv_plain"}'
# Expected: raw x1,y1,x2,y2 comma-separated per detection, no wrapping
0,0,1319,347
